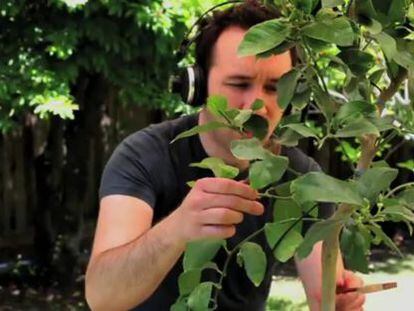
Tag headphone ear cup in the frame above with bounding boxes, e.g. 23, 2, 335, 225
169, 65, 206, 106
192, 64, 206, 106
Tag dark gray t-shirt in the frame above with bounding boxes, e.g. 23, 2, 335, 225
99, 114, 331, 311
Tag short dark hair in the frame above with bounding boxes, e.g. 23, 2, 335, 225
195, 0, 283, 76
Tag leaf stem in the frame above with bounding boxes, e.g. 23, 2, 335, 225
303, 42, 329, 94
211, 214, 319, 308
259, 193, 291, 200
212, 226, 266, 306
384, 182, 414, 199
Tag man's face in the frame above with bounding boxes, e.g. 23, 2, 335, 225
207, 26, 292, 142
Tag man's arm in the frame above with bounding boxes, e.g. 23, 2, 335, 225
295, 242, 366, 311
85, 195, 186, 311
85, 178, 263, 311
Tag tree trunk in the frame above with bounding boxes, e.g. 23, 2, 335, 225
33, 116, 64, 286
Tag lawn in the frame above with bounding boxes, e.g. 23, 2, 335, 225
267, 244, 414, 311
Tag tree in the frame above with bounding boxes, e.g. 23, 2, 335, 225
0, 0, 210, 288
171, 0, 414, 310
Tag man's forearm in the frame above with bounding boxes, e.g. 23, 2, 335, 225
85, 214, 185, 311
295, 241, 345, 310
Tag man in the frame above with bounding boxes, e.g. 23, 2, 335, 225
85, 1, 366, 310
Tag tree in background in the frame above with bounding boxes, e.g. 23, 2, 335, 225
0, 0, 223, 291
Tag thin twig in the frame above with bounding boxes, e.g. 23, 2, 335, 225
384, 139, 405, 161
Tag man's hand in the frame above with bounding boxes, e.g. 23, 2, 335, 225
335, 270, 366, 311
169, 177, 263, 243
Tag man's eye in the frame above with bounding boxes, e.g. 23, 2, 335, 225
227, 83, 249, 89
265, 85, 277, 93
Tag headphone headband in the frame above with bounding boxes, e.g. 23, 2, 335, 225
176, 0, 244, 62
170, 1, 244, 106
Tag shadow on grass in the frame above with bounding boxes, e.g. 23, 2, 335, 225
266, 297, 307, 311
368, 239, 414, 274
369, 254, 414, 274
273, 239, 414, 277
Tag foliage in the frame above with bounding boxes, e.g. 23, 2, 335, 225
0, 0, 225, 132
171, 0, 414, 310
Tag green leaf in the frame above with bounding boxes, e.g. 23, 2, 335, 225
233, 109, 253, 128
388, 0, 407, 23
297, 219, 344, 259
239, 242, 267, 286
337, 50, 376, 76
265, 222, 290, 250
294, 0, 319, 14
266, 197, 303, 249
316, 8, 341, 20
368, 224, 403, 256
292, 172, 365, 206
408, 68, 414, 109
178, 269, 202, 295
238, 19, 290, 56
335, 117, 380, 138
313, 87, 337, 121
170, 298, 187, 311
207, 95, 228, 117
382, 205, 414, 223
183, 239, 225, 271
187, 282, 214, 311
243, 114, 269, 140
364, 18, 383, 35
249, 155, 289, 190
397, 188, 414, 206
409, 3, 414, 23
190, 157, 239, 179
283, 123, 319, 139
251, 99, 264, 111
340, 226, 369, 273
230, 138, 268, 160
257, 41, 296, 58
302, 17, 355, 46
369, 116, 394, 132
187, 181, 196, 188
356, 167, 398, 202
322, 0, 344, 8
355, 0, 378, 20
171, 121, 228, 143
277, 68, 302, 109
274, 230, 303, 262
374, 32, 397, 60
277, 128, 302, 147
291, 87, 312, 109
335, 101, 376, 124
369, 69, 385, 84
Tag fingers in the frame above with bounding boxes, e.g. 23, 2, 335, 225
196, 178, 258, 200
343, 270, 364, 288
203, 192, 264, 216
336, 292, 365, 311
201, 225, 236, 239
176, 177, 264, 241
201, 208, 244, 225
336, 270, 365, 311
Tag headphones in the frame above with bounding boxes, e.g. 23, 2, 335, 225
169, 1, 243, 106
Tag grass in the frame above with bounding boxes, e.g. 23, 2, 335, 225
267, 245, 414, 311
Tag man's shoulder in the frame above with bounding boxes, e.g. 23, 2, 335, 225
123, 113, 198, 148
282, 146, 321, 173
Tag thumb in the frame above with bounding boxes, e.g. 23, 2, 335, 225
336, 270, 348, 288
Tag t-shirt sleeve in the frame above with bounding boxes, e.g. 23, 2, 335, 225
99, 135, 157, 208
